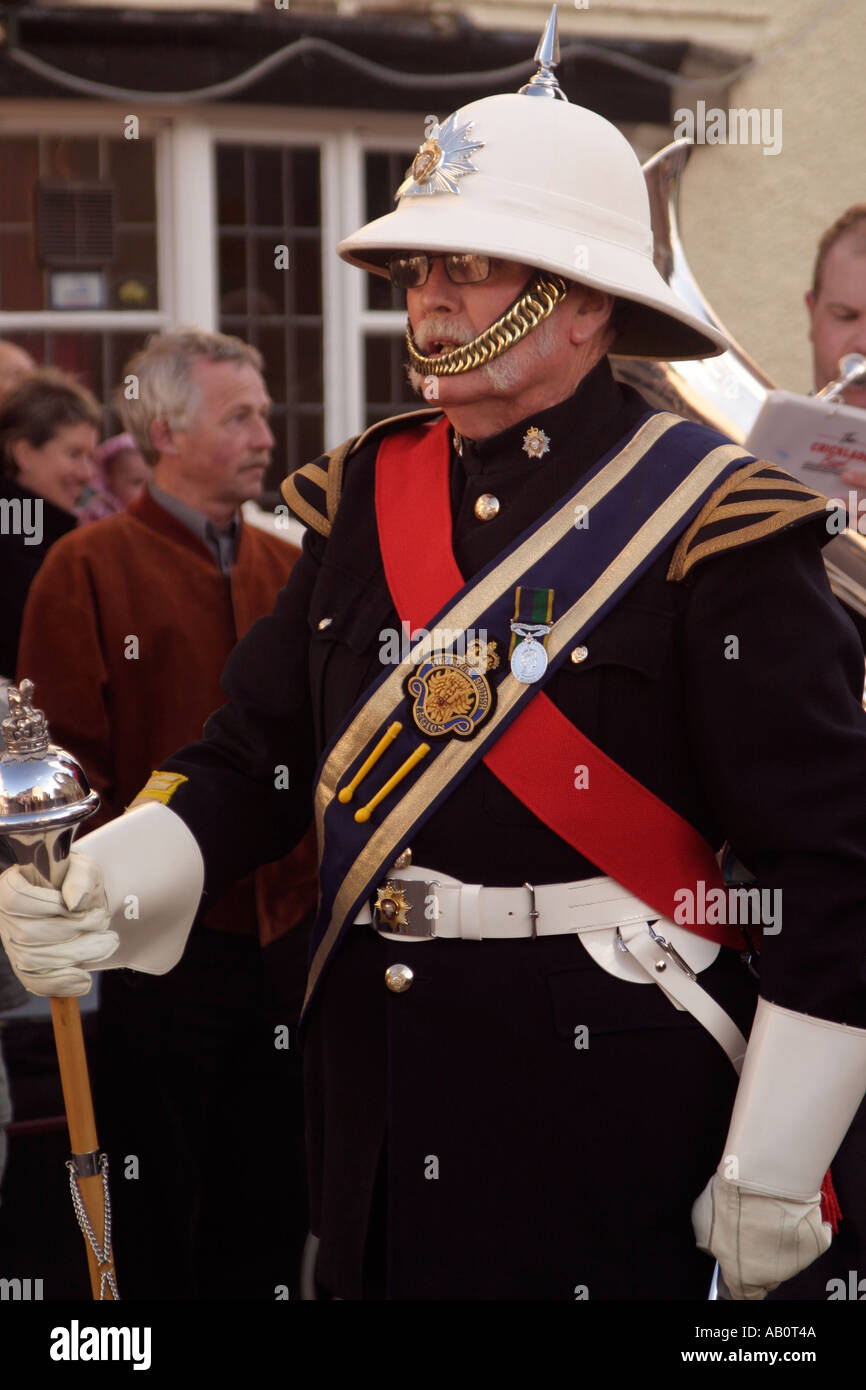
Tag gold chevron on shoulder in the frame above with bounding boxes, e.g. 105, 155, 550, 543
280, 407, 443, 537
667, 461, 830, 582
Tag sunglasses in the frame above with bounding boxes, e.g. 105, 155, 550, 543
387, 253, 494, 289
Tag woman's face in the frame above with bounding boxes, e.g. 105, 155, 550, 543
12, 421, 98, 514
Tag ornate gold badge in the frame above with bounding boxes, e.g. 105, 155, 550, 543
396, 114, 485, 199
375, 882, 411, 928
410, 138, 442, 184
465, 636, 500, 671
405, 641, 499, 740
522, 426, 551, 460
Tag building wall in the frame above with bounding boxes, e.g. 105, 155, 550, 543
46, 0, 260, 9
677, 0, 864, 395
283, 0, 864, 393
491, 0, 864, 395
8, 0, 863, 399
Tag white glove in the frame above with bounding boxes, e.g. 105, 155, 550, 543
0, 857, 118, 997
0, 801, 204, 997
692, 998, 866, 1299
693, 1173, 831, 1300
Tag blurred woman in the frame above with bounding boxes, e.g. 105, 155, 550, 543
0, 368, 100, 681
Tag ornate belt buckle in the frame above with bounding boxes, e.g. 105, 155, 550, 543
373, 878, 439, 939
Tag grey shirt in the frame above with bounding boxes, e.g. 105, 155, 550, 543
148, 483, 240, 575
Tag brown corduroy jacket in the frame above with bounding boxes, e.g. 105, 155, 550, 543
17, 487, 317, 945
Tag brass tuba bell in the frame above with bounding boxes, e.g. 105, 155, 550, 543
613, 139, 866, 622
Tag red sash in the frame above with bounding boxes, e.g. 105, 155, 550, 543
376, 420, 743, 950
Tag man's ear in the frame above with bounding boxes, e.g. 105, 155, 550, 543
567, 286, 616, 346
149, 416, 180, 458
8, 437, 32, 475
805, 289, 815, 340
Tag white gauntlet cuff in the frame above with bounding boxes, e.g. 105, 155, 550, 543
76, 800, 204, 974
693, 997, 866, 1298
725, 998, 866, 1197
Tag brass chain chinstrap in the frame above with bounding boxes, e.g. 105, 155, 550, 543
405, 273, 569, 376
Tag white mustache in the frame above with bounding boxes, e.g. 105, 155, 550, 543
407, 313, 559, 394
411, 317, 474, 352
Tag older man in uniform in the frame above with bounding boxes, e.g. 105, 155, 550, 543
2, 18, 866, 1302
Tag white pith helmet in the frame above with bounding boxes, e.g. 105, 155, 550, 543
338, 9, 727, 361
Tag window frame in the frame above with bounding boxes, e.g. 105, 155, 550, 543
0, 100, 423, 450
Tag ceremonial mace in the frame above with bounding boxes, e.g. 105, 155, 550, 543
0, 679, 118, 1299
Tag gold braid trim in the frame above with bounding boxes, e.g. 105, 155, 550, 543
667, 461, 829, 582
406, 273, 569, 376
280, 463, 332, 536
280, 409, 443, 537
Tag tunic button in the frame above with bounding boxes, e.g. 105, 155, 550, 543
318, 617, 333, 630
570, 645, 589, 664
474, 494, 500, 521
385, 964, 414, 993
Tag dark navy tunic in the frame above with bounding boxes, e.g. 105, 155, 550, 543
160, 360, 866, 1299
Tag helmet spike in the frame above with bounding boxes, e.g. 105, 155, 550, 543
518, 5, 567, 101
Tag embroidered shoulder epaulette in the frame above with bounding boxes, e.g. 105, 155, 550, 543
667, 461, 830, 582
280, 408, 442, 537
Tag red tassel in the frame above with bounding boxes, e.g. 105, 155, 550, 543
821, 1168, 842, 1233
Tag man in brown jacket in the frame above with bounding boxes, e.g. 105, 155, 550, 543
17, 329, 317, 1298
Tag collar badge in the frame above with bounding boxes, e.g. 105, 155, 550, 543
522, 426, 551, 460
396, 113, 484, 199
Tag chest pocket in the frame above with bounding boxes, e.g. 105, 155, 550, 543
560, 603, 677, 742
569, 604, 674, 679
308, 562, 399, 747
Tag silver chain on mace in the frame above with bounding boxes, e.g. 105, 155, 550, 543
405, 272, 569, 376
66, 1154, 120, 1301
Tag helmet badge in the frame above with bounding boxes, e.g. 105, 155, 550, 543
395, 6, 565, 202
396, 112, 485, 199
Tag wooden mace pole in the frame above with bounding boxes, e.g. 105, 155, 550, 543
49, 996, 119, 1300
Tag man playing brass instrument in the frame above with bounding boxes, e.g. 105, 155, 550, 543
807, 205, 866, 414
2, 17, 866, 1300
807, 205, 866, 580
800, 203, 866, 1295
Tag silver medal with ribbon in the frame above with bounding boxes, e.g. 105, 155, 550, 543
510, 622, 551, 684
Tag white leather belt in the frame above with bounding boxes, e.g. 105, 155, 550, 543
357, 866, 665, 941
357, 865, 747, 1073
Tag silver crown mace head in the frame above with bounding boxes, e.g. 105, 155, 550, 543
1, 678, 49, 756
519, 5, 568, 101
0, 678, 99, 839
